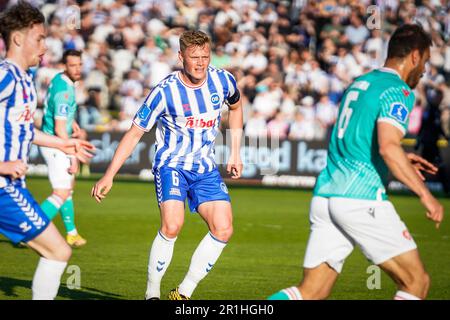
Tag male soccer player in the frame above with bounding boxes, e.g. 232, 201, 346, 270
0, 1, 94, 299
92, 30, 243, 300
40, 49, 87, 247
269, 24, 444, 300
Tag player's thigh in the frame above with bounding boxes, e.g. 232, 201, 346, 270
187, 168, 230, 214
378, 249, 428, 289
0, 185, 70, 261
159, 200, 186, 227
197, 200, 233, 234
40, 147, 73, 190
155, 167, 189, 236
329, 198, 417, 266
154, 166, 188, 208
0, 186, 50, 245
303, 196, 354, 274
27, 223, 71, 262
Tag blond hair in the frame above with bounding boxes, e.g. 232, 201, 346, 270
179, 30, 211, 52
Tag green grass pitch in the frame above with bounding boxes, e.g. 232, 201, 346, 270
1, 177, 449, 300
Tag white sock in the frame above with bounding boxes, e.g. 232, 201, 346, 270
145, 230, 177, 299
68, 228, 77, 236
282, 286, 303, 300
178, 232, 227, 298
32, 257, 67, 300
394, 290, 421, 300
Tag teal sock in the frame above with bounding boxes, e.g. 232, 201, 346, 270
60, 197, 76, 234
41, 195, 63, 220
267, 287, 303, 300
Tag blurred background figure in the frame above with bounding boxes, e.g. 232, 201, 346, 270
1, 0, 446, 181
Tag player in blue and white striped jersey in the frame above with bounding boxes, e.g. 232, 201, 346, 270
92, 30, 243, 300
0, 2, 94, 300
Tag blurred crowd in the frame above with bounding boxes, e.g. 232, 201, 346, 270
1, 0, 450, 141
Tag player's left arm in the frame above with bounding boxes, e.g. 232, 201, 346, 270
33, 128, 95, 164
378, 123, 443, 228
226, 72, 243, 179
377, 86, 437, 179
377, 86, 443, 227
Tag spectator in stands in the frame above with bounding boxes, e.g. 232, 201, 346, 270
5, 0, 445, 147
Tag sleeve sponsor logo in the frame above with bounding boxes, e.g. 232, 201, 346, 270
389, 102, 408, 123
58, 104, 69, 116
137, 104, 151, 121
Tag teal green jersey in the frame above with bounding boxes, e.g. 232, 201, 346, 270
314, 68, 415, 200
41, 72, 77, 137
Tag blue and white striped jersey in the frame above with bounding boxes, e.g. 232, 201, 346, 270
133, 66, 239, 173
0, 60, 37, 188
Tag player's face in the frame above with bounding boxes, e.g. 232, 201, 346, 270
406, 48, 430, 89
23, 23, 47, 68
180, 44, 210, 84
65, 55, 82, 82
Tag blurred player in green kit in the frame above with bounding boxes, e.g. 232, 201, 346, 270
269, 24, 444, 300
40, 49, 88, 247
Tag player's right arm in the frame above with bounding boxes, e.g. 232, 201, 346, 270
378, 123, 443, 227
91, 124, 145, 202
91, 87, 165, 203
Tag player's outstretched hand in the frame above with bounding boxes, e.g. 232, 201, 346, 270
407, 153, 438, 180
420, 193, 444, 229
60, 138, 96, 164
91, 176, 113, 203
227, 154, 243, 179
0, 160, 27, 180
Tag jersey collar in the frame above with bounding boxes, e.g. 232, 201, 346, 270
378, 67, 401, 79
176, 71, 207, 89
61, 72, 75, 86
4, 58, 28, 78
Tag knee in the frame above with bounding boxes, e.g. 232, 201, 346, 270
50, 243, 72, 262
53, 190, 71, 202
161, 223, 183, 239
210, 224, 233, 243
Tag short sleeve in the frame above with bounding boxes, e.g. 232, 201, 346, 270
53, 91, 72, 120
133, 88, 165, 132
377, 86, 415, 136
0, 69, 16, 102
224, 70, 240, 105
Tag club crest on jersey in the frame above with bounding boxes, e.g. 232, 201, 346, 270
389, 102, 408, 123
210, 93, 220, 105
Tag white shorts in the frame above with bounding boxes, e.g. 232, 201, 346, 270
40, 146, 74, 189
303, 196, 417, 273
